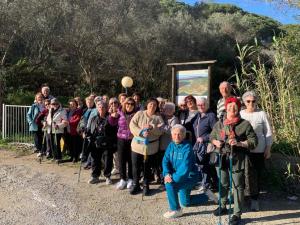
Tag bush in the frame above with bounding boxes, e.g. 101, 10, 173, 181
5, 90, 35, 105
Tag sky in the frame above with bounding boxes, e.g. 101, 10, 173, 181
182, 0, 300, 24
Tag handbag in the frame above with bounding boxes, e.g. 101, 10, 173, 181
95, 136, 108, 149
193, 142, 207, 165
209, 150, 220, 166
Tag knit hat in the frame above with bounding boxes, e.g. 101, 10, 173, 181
225, 97, 241, 111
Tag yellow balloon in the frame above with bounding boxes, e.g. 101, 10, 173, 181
121, 76, 133, 88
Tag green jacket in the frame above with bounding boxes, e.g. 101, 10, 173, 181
210, 119, 258, 172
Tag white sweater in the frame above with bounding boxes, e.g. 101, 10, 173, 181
240, 109, 273, 153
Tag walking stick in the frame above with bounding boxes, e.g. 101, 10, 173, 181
78, 137, 87, 183
142, 152, 147, 201
217, 151, 222, 225
53, 126, 60, 165
39, 129, 47, 164
228, 145, 233, 224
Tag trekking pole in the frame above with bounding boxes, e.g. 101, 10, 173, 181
39, 129, 47, 164
78, 137, 87, 183
217, 151, 222, 225
228, 145, 233, 224
53, 126, 59, 165
142, 152, 147, 201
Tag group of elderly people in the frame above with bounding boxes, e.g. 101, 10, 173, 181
27, 81, 273, 225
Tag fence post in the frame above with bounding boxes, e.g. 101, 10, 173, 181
2, 104, 5, 139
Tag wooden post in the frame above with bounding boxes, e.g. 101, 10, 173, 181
208, 65, 212, 108
171, 66, 175, 103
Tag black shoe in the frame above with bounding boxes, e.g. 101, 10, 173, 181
130, 185, 142, 195
213, 207, 228, 216
230, 215, 241, 225
143, 185, 150, 196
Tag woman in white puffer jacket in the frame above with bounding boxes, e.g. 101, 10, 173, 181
45, 98, 68, 161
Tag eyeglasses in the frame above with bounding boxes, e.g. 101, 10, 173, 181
246, 100, 256, 104
110, 101, 118, 105
126, 102, 134, 106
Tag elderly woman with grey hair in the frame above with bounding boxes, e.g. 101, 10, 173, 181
85, 100, 118, 185
240, 91, 273, 211
193, 97, 217, 193
162, 124, 208, 219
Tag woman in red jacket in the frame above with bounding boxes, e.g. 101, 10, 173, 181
67, 99, 83, 162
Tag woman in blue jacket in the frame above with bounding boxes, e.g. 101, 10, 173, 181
27, 92, 45, 153
162, 124, 207, 219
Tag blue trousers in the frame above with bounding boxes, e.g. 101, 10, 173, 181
165, 179, 208, 211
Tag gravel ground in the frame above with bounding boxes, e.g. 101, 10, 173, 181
0, 148, 299, 225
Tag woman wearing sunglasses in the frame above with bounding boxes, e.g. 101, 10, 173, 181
113, 97, 137, 190
240, 91, 273, 211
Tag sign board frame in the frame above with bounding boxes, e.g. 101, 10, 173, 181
167, 60, 217, 107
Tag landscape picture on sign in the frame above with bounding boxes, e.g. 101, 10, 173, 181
176, 69, 208, 103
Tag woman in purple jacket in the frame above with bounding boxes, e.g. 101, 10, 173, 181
114, 97, 137, 190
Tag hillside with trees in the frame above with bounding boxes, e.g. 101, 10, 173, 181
0, 0, 282, 101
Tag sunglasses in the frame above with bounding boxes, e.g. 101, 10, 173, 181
110, 101, 118, 104
126, 102, 135, 106
246, 100, 256, 103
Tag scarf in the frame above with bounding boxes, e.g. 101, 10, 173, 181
220, 116, 241, 141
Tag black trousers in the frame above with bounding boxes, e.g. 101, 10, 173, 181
245, 153, 265, 200
33, 129, 43, 151
117, 138, 133, 180
154, 150, 165, 184
47, 133, 62, 159
69, 134, 83, 161
131, 151, 155, 187
90, 144, 113, 178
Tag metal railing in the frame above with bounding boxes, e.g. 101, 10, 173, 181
2, 104, 33, 143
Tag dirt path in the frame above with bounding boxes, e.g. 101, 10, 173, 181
0, 149, 299, 225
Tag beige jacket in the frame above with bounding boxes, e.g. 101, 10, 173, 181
46, 107, 68, 134
129, 110, 164, 156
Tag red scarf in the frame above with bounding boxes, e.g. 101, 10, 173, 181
220, 116, 240, 141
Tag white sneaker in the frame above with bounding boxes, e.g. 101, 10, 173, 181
111, 168, 119, 175
126, 179, 133, 189
116, 179, 127, 190
37, 152, 42, 157
251, 200, 259, 211
205, 189, 218, 204
105, 177, 113, 185
163, 209, 183, 219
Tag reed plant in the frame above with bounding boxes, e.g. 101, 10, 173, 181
234, 37, 300, 191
